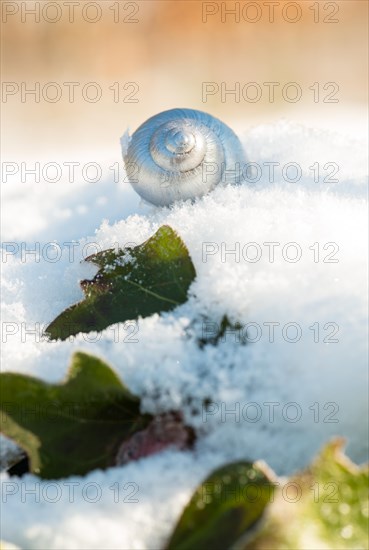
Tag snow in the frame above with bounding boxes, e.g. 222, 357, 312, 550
1, 120, 368, 549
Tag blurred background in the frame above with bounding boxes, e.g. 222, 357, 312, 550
1, 0, 368, 162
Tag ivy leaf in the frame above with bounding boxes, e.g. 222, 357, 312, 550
243, 439, 369, 550
166, 461, 275, 550
0, 352, 151, 479
46, 225, 196, 340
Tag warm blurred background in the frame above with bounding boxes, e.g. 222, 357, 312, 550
1, 0, 368, 161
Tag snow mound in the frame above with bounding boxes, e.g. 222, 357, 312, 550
1, 121, 368, 549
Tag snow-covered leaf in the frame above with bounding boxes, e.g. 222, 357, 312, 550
46, 225, 196, 340
197, 315, 245, 348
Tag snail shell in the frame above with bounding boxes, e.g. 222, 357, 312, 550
121, 108, 247, 207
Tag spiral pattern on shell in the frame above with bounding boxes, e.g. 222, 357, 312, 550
122, 108, 248, 207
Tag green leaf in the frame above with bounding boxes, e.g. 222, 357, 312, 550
46, 225, 196, 340
242, 439, 369, 550
166, 461, 275, 550
0, 352, 151, 479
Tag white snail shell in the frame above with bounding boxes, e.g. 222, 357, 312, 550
121, 108, 247, 207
